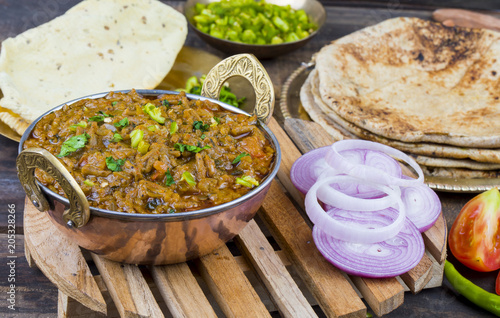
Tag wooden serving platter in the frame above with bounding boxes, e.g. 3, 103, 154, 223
23, 117, 447, 317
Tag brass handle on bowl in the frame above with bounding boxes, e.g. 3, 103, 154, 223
16, 147, 90, 228
201, 53, 275, 124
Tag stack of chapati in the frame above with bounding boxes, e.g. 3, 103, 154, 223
0, 0, 187, 136
300, 17, 500, 179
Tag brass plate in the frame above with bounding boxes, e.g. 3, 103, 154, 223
0, 46, 222, 143
280, 64, 500, 193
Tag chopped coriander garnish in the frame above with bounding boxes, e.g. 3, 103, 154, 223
114, 117, 129, 128
193, 120, 210, 132
106, 156, 125, 172
111, 133, 123, 142
88, 111, 112, 122
142, 103, 165, 124
213, 116, 221, 124
174, 143, 211, 153
112, 101, 118, 106
201, 134, 206, 139
57, 133, 90, 157
168, 208, 176, 214
88, 115, 105, 122
232, 152, 249, 164
165, 169, 175, 186
162, 100, 170, 107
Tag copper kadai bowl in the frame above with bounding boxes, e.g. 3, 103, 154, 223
16, 54, 281, 265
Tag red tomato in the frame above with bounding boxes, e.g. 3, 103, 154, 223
449, 188, 500, 272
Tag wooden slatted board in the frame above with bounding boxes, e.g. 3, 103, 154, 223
23, 117, 447, 318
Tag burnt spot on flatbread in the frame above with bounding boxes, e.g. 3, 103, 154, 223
412, 20, 484, 68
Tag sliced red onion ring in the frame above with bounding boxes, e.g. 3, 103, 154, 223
401, 182, 441, 232
312, 208, 424, 278
305, 175, 405, 244
290, 146, 332, 194
316, 177, 400, 212
291, 146, 402, 198
325, 140, 424, 187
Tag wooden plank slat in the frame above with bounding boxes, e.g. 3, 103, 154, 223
349, 276, 404, 317
91, 254, 164, 318
260, 181, 366, 318
268, 117, 306, 210
196, 244, 271, 318
422, 213, 447, 264
284, 118, 337, 151
23, 198, 106, 315
400, 250, 434, 294
150, 263, 217, 318
234, 219, 318, 318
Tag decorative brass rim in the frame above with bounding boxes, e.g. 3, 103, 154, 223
16, 148, 90, 228
201, 54, 275, 124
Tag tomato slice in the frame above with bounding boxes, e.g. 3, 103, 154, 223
448, 188, 500, 272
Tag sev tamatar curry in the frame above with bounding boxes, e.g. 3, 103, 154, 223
23, 90, 276, 214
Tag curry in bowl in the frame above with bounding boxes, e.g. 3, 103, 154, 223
23, 89, 276, 214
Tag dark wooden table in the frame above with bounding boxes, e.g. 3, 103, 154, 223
0, 1, 498, 317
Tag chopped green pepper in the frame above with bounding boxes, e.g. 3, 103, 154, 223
148, 125, 159, 132
236, 175, 259, 188
130, 129, 144, 148
69, 121, 87, 131
142, 103, 165, 124
180, 171, 196, 186
191, 0, 317, 45
137, 140, 150, 154
170, 121, 178, 134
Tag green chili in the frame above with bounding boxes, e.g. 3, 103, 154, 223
444, 260, 500, 316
